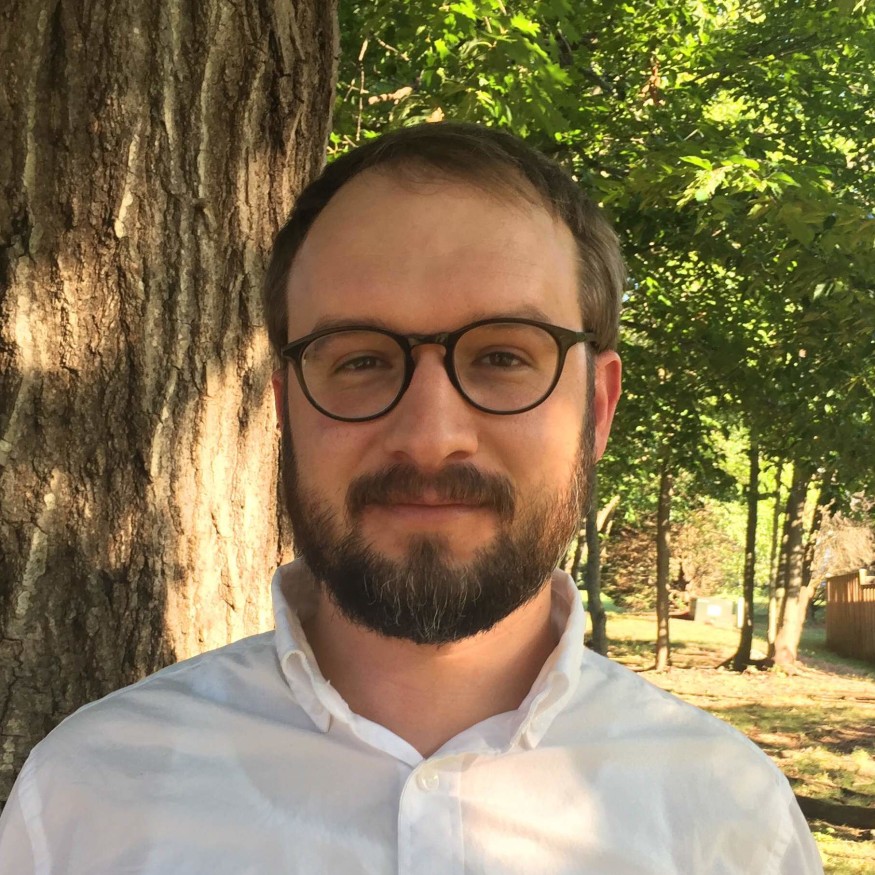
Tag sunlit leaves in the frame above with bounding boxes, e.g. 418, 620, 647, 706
335, 0, 875, 512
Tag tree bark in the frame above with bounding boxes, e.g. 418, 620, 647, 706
597, 494, 620, 536
772, 463, 811, 666
654, 455, 673, 671
801, 480, 829, 592
768, 464, 799, 659
732, 437, 759, 671
794, 480, 829, 626
766, 457, 784, 652
0, 0, 338, 805
584, 472, 607, 655
566, 531, 584, 579
768, 458, 785, 585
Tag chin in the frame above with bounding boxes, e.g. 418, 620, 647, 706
365, 531, 486, 568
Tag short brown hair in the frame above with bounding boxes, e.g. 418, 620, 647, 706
263, 122, 624, 354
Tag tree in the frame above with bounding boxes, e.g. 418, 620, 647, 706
654, 455, 673, 671
771, 463, 813, 665
583, 474, 608, 655
564, 480, 616, 654
0, 0, 338, 805
731, 439, 759, 671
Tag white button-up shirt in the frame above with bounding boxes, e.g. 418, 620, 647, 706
0, 562, 823, 874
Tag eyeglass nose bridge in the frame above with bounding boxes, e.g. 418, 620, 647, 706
399, 331, 465, 398
406, 331, 453, 350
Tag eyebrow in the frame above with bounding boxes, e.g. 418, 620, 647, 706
307, 305, 556, 335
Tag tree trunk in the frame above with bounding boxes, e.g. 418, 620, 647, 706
732, 437, 759, 671
793, 480, 829, 630
768, 538, 788, 659
766, 458, 784, 652
584, 472, 607, 655
768, 465, 799, 659
566, 531, 584, 579
568, 491, 619, 586
0, 0, 338, 805
768, 458, 785, 585
597, 494, 620, 536
654, 456, 673, 671
801, 480, 829, 592
772, 464, 811, 666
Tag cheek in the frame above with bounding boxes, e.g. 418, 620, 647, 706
501, 397, 584, 491
542, 363, 587, 445
287, 398, 375, 500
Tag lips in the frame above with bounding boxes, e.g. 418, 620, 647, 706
346, 463, 515, 521
367, 501, 486, 525
379, 491, 481, 508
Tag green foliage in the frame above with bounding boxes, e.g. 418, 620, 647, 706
335, 0, 875, 556
334, 1, 578, 145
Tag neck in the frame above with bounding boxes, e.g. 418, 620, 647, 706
303, 581, 558, 758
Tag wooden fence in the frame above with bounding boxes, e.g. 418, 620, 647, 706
826, 569, 875, 663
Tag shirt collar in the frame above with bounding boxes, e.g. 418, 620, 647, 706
516, 570, 585, 749
271, 560, 585, 758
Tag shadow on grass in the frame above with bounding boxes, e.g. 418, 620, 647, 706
705, 702, 874, 757
606, 635, 734, 671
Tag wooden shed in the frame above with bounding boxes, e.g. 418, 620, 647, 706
826, 568, 875, 663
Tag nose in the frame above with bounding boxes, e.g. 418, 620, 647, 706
381, 346, 479, 470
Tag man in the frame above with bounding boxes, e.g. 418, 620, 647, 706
0, 123, 822, 873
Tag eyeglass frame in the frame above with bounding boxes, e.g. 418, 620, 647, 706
279, 316, 597, 423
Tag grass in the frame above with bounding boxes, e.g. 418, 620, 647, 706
590, 608, 875, 875
799, 624, 875, 679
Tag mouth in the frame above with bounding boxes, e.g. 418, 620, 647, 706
365, 497, 489, 523
384, 501, 481, 510
346, 464, 516, 522
376, 489, 483, 509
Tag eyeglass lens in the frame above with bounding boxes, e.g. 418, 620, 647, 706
300, 323, 560, 419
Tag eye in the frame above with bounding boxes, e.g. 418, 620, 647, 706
477, 350, 531, 368
335, 354, 392, 373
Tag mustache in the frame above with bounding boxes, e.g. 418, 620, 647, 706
347, 463, 515, 521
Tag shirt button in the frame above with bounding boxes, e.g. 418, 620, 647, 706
416, 769, 440, 792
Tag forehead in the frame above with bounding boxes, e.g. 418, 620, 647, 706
285, 170, 581, 338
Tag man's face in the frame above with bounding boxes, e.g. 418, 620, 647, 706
273, 170, 621, 644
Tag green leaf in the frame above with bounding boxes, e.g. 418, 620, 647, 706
508, 14, 540, 37
447, 1, 478, 22
680, 155, 714, 171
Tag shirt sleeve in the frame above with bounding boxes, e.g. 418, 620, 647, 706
0, 759, 42, 875
772, 793, 825, 875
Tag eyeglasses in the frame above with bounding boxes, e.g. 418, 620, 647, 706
280, 317, 596, 422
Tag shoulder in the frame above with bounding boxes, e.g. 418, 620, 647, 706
84, 630, 280, 706
547, 651, 820, 872
29, 631, 295, 764
559, 650, 795, 809
4, 633, 322, 873
574, 648, 771, 757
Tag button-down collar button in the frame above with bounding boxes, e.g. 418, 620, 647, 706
416, 769, 440, 792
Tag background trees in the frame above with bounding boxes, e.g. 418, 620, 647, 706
0, 0, 337, 805
336, 0, 875, 665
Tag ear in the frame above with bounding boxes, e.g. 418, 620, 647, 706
592, 351, 622, 461
270, 368, 286, 428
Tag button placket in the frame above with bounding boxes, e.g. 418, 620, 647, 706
398, 761, 464, 875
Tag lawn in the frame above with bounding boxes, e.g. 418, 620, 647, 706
593, 608, 875, 875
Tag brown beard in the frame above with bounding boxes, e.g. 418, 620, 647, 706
279, 371, 594, 645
